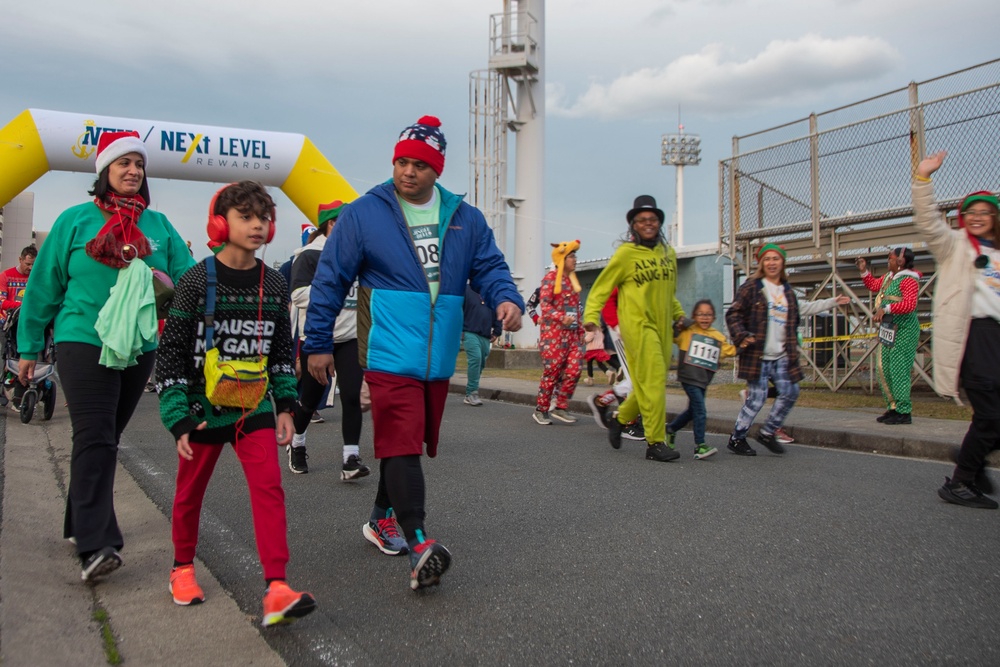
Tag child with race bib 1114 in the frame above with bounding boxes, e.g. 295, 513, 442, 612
667, 299, 738, 459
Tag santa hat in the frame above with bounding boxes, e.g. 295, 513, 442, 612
392, 116, 446, 176
95, 130, 148, 175
550, 240, 581, 294
317, 200, 345, 225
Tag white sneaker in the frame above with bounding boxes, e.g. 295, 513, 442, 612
464, 391, 483, 406
549, 409, 577, 424
532, 410, 552, 425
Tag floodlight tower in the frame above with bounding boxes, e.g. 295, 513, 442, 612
661, 125, 701, 248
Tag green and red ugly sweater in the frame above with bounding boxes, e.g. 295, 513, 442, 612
156, 258, 297, 444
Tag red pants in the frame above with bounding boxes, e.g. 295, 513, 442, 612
172, 428, 288, 581
366, 370, 450, 458
536, 329, 583, 411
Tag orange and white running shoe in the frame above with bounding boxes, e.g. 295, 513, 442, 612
169, 564, 205, 606
262, 581, 316, 627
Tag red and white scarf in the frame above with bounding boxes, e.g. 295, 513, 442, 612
86, 193, 152, 269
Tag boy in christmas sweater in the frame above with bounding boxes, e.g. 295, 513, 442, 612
156, 181, 316, 626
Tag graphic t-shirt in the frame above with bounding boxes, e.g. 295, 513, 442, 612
972, 245, 1000, 322
399, 189, 441, 304
763, 280, 788, 360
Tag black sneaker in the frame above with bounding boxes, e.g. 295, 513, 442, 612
646, 442, 680, 462
947, 447, 995, 496
605, 411, 623, 450
287, 445, 309, 474
755, 431, 786, 454
341, 454, 370, 481
876, 409, 896, 423
883, 412, 912, 425
81, 546, 123, 582
727, 437, 757, 456
937, 477, 999, 509
621, 419, 646, 441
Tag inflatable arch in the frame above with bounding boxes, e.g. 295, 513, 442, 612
0, 109, 358, 233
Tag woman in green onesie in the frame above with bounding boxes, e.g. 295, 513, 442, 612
855, 248, 921, 425
583, 195, 685, 463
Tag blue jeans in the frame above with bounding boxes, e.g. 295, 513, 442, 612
732, 357, 800, 440
463, 331, 492, 394
668, 383, 707, 444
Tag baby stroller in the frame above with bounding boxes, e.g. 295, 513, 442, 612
2, 307, 57, 423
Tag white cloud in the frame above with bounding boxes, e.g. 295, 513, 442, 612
547, 34, 902, 120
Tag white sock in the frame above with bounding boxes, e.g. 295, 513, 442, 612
343, 444, 359, 463
291, 433, 306, 448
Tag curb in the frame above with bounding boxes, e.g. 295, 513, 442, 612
448, 381, 990, 467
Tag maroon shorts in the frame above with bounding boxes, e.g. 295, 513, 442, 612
366, 370, 450, 458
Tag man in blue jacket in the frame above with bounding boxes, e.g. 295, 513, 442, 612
305, 115, 523, 591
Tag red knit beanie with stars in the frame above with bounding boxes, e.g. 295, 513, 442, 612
392, 116, 447, 176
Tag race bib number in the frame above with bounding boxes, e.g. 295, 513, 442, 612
344, 282, 358, 311
685, 334, 721, 371
409, 224, 440, 284
879, 322, 896, 348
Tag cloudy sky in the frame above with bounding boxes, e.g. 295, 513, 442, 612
2, 0, 998, 266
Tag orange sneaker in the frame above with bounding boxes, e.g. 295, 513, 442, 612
262, 581, 316, 627
169, 564, 205, 606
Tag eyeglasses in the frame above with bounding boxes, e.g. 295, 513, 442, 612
964, 209, 996, 219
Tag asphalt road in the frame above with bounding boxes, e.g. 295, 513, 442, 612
119, 393, 1000, 666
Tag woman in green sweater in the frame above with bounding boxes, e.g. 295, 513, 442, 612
17, 131, 194, 582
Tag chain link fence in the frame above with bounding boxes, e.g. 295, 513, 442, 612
720, 59, 1000, 253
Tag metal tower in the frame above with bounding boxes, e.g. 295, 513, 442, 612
470, 0, 544, 347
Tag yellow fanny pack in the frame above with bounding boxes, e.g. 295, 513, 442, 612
202, 256, 269, 408
203, 347, 269, 408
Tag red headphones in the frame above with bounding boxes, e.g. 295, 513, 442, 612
207, 183, 277, 244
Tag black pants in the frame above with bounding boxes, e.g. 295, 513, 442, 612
587, 359, 609, 377
293, 338, 363, 445
953, 319, 1000, 485
374, 455, 425, 541
57, 342, 155, 557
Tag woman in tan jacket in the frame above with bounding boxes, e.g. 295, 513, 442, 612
913, 151, 1000, 510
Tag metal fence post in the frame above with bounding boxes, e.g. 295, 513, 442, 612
809, 113, 820, 248
908, 81, 925, 171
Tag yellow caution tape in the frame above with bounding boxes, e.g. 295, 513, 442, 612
802, 321, 932, 344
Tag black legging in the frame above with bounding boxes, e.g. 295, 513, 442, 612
294, 338, 363, 445
374, 455, 425, 541
587, 359, 609, 377
57, 342, 155, 558
953, 319, 1000, 485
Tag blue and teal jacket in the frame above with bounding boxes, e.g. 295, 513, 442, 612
303, 181, 523, 381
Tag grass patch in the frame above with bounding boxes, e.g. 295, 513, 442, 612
92, 607, 122, 666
